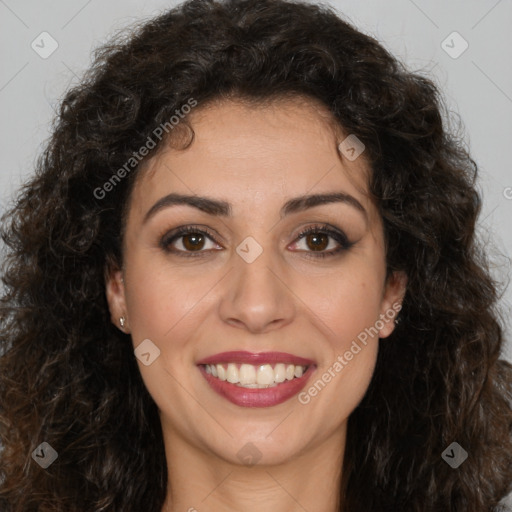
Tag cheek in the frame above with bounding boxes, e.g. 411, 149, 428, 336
298, 275, 382, 422
123, 251, 203, 343
309, 270, 384, 346
123, 267, 207, 421
299, 269, 383, 402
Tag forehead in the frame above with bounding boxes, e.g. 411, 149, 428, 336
129, 97, 375, 222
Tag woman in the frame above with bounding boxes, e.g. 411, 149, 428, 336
1, 0, 511, 510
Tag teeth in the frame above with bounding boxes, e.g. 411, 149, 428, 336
256, 364, 274, 385
217, 365, 227, 381
204, 363, 308, 388
239, 364, 256, 385
274, 363, 286, 383
226, 363, 239, 383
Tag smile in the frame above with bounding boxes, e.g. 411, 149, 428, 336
196, 351, 316, 407
203, 362, 308, 388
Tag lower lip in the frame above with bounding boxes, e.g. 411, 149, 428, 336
198, 365, 315, 408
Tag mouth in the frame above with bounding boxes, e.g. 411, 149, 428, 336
196, 351, 316, 407
201, 362, 309, 388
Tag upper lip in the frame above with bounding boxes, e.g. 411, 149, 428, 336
196, 351, 315, 366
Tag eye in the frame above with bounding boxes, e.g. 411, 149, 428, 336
160, 225, 221, 257
160, 223, 353, 259
290, 224, 353, 259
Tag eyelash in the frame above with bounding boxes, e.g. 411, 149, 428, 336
160, 224, 354, 259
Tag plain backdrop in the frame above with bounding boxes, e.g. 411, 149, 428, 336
0, 1, 511, 508
0, 0, 511, 367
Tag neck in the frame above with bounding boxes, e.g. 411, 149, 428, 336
160, 425, 346, 512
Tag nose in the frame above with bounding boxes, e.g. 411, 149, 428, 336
218, 241, 296, 334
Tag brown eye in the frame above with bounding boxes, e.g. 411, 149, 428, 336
292, 224, 354, 259
181, 233, 206, 251
304, 232, 329, 252
160, 226, 221, 257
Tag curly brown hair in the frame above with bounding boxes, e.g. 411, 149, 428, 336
1, 0, 511, 510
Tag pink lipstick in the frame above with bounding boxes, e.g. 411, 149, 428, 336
197, 351, 316, 408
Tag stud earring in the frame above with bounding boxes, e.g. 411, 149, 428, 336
120, 317, 126, 329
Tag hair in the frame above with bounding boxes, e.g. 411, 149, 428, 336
1, 0, 511, 510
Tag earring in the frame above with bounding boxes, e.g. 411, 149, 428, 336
120, 317, 126, 329
395, 315, 401, 325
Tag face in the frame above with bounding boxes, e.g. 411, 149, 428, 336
106, 97, 406, 467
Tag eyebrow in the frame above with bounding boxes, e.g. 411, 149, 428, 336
143, 191, 367, 224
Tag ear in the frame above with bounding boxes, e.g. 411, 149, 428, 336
378, 270, 407, 339
105, 266, 130, 333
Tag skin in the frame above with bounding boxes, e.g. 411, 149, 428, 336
106, 97, 407, 512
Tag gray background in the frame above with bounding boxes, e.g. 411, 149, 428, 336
0, 0, 511, 365
0, 1, 511, 507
